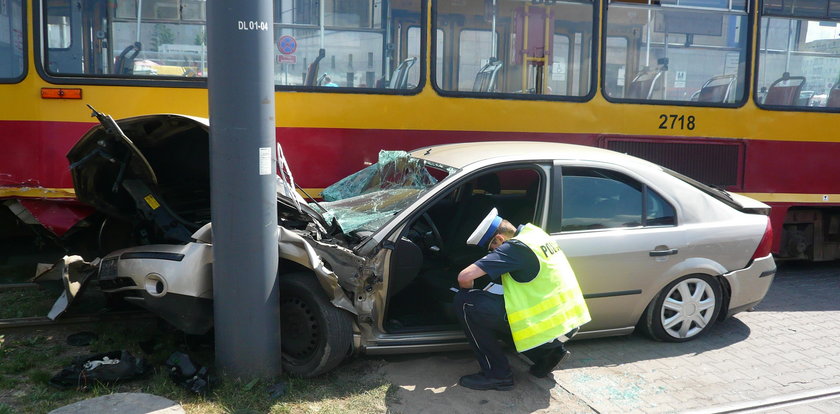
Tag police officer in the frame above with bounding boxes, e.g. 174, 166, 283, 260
454, 208, 591, 391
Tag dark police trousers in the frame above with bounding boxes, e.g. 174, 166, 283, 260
453, 289, 565, 379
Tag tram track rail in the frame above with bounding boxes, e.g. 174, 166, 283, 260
0, 310, 156, 330
1, 279, 157, 330
0, 282, 40, 291
685, 386, 840, 414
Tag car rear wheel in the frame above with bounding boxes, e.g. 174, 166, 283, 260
641, 274, 722, 342
279, 272, 353, 377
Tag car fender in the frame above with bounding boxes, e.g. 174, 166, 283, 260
277, 227, 358, 315
653, 257, 728, 298
658, 257, 727, 286
626, 257, 728, 324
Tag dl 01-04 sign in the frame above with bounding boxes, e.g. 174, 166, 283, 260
237, 20, 270, 31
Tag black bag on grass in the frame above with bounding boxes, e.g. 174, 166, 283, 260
49, 350, 149, 390
165, 351, 215, 395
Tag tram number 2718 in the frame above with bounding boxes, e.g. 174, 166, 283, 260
658, 114, 695, 130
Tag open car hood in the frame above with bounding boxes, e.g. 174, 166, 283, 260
67, 113, 327, 242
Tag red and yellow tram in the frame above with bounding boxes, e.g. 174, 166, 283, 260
1, 0, 839, 259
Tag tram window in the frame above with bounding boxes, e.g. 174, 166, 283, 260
551, 35, 571, 95
763, 0, 840, 19
46, 3, 71, 49
756, 13, 840, 110
604, 0, 748, 105
324, 1, 376, 27
274, 28, 384, 88
660, 0, 747, 9
408, 27, 442, 89
274, 0, 419, 90
605, 37, 629, 98
276, 0, 318, 25
434, 0, 595, 98
457, 30, 498, 91
42, 0, 208, 77
111, 0, 204, 20
0, 0, 24, 81
37, 0, 422, 93
181, 1, 206, 21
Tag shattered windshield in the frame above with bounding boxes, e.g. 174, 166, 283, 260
316, 151, 455, 233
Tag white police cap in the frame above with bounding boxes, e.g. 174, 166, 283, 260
466, 208, 502, 249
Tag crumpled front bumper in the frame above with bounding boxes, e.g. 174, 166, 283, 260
99, 242, 214, 334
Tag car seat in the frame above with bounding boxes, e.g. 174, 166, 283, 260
473, 58, 503, 92
696, 74, 736, 103
764, 73, 806, 105
389, 57, 417, 89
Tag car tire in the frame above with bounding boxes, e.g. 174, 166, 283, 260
279, 271, 353, 377
641, 274, 722, 342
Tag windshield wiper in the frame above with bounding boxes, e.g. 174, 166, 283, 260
296, 183, 328, 213
295, 183, 344, 235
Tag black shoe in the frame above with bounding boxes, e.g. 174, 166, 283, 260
529, 348, 570, 378
459, 372, 514, 391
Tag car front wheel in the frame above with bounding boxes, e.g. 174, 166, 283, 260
279, 271, 353, 377
641, 274, 722, 342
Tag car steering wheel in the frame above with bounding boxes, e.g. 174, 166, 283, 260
421, 212, 444, 253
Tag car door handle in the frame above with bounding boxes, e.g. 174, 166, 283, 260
649, 248, 678, 257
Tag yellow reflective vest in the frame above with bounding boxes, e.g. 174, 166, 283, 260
502, 224, 591, 352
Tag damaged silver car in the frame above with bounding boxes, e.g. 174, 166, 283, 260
65, 114, 776, 378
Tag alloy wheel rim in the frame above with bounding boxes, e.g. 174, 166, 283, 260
660, 278, 716, 339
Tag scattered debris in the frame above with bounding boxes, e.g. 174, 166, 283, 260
32, 255, 100, 320
49, 350, 150, 390
165, 351, 216, 395
267, 381, 287, 399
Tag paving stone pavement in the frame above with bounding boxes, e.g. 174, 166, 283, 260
547, 261, 840, 413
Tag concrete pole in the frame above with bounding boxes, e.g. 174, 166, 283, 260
206, 0, 281, 377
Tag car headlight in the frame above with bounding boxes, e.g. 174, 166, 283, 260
99, 257, 119, 279
144, 273, 168, 297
